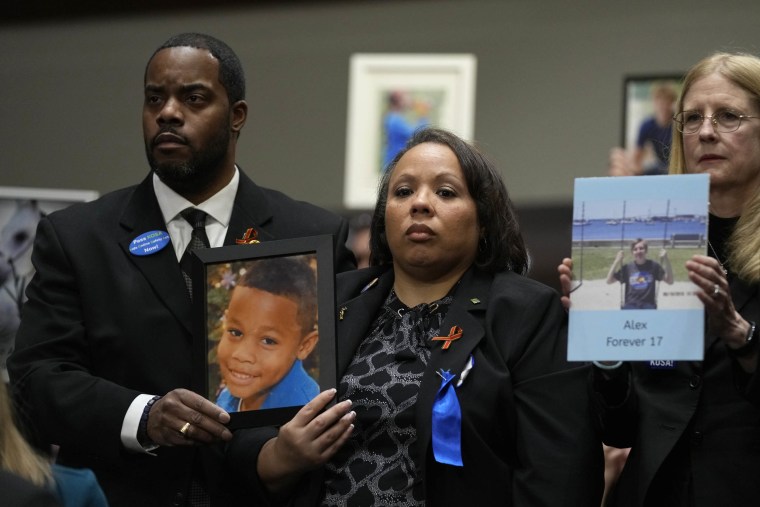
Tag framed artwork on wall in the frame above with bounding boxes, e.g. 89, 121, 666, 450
621, 74, 684, 175
343, 53, 477, 209
0, 186, 99, 381
191, 235, 336, 429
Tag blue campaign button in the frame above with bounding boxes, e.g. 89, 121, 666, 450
129, 230, 171, 256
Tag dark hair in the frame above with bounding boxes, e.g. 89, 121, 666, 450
147, 33, 245, 104
369, 126, 528, 275
237, 256, 317, 334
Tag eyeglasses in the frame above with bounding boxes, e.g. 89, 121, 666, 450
673, 109, 758, 134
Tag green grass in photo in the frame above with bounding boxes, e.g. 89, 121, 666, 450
571, 245, 702, 282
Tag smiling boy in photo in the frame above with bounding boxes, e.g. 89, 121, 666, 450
215, 256, 319, 412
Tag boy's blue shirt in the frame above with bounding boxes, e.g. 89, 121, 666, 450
216, 359, 319, 412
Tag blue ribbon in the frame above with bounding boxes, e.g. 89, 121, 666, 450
432, 369, 463, 467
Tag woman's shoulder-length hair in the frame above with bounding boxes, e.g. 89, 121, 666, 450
369, 126, 528, 275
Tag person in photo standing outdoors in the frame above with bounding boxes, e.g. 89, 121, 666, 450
607, 238, 674, 310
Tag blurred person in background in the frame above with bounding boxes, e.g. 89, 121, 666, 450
609, 82, 678, 177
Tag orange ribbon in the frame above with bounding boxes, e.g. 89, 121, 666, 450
236, 228, 260, 244
432, 325, 463, 350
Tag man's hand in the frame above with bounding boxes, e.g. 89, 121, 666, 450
146, 388, 232, 446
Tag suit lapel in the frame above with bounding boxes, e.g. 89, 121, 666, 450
335, 267, 494, 477
117, 175, 194, 336
415, 269, 491, 477
223, 169, 277, 245
115, 170, 284, 339
336, 270, 394, 374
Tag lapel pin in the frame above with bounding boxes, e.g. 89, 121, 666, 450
470, 298, 481, 305
236, 228, 260, 244
432, 325, 463, 350
339, 306, 347, 321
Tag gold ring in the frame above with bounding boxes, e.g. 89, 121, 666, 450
179, 422, 191, 437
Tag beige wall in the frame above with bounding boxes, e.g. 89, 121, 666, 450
2, 0, 760, 212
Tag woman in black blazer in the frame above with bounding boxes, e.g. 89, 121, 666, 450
229, 127, 603, 506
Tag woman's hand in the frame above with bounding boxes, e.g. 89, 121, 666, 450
257, 389, 355, 493
557, 257, 574, 311
686, 255, 750, 347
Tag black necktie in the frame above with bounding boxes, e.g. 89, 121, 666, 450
179, 208, 210, 299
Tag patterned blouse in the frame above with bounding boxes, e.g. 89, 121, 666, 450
321, 290, 453, 506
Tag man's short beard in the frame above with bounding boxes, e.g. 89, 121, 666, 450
147, 129, 230, 196
151, 159, 213, 196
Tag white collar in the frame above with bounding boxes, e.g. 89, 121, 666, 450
152, 167, 239, 228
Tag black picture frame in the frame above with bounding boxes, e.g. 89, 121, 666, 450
191, 235, 336, 429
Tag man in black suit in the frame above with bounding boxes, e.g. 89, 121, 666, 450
8, 33, 354, 507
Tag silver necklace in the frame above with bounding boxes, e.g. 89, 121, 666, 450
707, 240, 729, 276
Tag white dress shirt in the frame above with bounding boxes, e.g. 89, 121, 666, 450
120, 168, 240, 453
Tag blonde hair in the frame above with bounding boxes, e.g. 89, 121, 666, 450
0, 381, 52, 487
669, 52, 760, 283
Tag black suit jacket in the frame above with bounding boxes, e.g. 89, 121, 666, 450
229, 266, 603, 506
598, 276, 760, 506
8, 170, 354, 507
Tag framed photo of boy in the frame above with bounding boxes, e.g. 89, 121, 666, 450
190, 235, 337, 429
621, 74, 683, 175
343, 53, 477, 209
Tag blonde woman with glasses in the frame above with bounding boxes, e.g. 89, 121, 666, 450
560, 52, 760, 507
